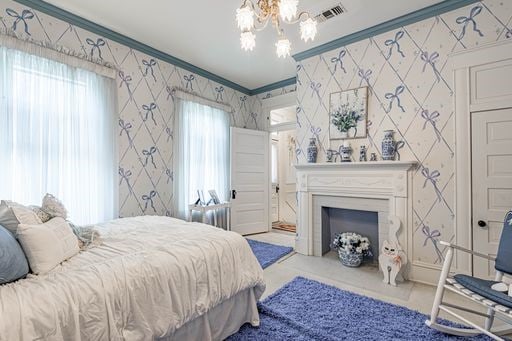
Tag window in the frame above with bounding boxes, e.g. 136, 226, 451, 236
0, 46, 116, 225
174, 98, 230, 219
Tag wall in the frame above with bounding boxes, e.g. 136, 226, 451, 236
0, 0, 283, 218
295, 0, 512, 267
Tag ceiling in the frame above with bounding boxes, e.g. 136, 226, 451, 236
42, 0, 444, 90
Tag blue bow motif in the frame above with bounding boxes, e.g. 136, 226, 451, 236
263, 93, 272, 99
385, 31, 405, 59
296, 106, 302, 128
310, 126, 321, 143
240, 96, 247, 111
421, 110, 442, 142
422, 167, 443, 203
310, 81, 322, 100
422, 225, 444, 263
119, 71, 133, 99
421, 51, 441, 82
456, 5, 484, 40
385, 85, 405, 113
118, 167, 133, 194
166, 169, 173, 184
358, 68, 372, 87
215, 86, 224, 101
118, 119, 133, 147
506, 28, 512, 39
142, 59, 157, 82
6, 8, 34, 35
250, 112, 258, 129
166, 127, 173, 142
85, 38, 106, 59
184, 74, 195, 91
166, 85, 173, 101
142, 147, 157, 168
330, 50, 347, 73
142, 103, 157, 125
142, 190, 157, 213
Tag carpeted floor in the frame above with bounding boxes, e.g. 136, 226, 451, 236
247, 239, 294, 269
229, 276, 492, 340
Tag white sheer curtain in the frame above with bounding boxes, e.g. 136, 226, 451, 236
174, 98, 230, 220
0, 45, 117, 225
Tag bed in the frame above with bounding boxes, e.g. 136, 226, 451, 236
0, 216, 265, 340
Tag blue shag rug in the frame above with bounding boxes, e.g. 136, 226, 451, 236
247, 239, 294, 269
229, 276, 492, 340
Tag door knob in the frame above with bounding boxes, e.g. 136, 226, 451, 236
477, 220, 487, 228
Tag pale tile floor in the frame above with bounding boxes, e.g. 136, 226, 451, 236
248, 231, 492, 327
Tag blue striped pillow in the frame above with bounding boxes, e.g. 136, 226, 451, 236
0, 225, 29, 284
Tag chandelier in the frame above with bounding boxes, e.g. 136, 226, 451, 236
236, 0, 318, 58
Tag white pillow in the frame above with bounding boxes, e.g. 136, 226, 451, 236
17, 217, 79, 275
0, 200, 43, 235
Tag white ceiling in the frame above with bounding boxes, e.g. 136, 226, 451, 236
43, 0, 443, 90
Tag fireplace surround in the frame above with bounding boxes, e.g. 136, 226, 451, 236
295, 161, 419, 279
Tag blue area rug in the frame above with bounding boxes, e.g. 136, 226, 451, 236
229, 276, 492, 340
247, 239, 293, 269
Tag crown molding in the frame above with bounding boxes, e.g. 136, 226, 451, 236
250, 77, 296, 95
292, 0, 479, 62
11, 0, 479, 96
13, 0, 253, 95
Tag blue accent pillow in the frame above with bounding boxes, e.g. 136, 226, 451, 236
0, 225, 29, 284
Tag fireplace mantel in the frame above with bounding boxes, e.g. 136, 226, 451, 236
295, 161, 417, 172
294, 160, 422, 281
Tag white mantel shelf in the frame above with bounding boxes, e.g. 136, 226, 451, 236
295, 161, 417, 171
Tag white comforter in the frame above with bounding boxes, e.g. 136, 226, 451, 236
0, 216, 265, 340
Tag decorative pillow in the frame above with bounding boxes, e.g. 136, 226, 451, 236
0, 225, 29, 284
28, 205, 52, 223
0, 200, 43, 235
69, 222, 103, 250
17, 217, 79, 275
41, 194, 68, 220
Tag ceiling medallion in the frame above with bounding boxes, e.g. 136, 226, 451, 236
236, 0, 317, 58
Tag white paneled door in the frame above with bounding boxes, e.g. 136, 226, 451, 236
472, 107, 512, 278
230, 128, 270, 235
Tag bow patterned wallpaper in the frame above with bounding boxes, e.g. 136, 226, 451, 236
295, 0, 512, 266
0, 0, 294, 218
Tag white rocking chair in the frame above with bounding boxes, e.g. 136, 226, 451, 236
426, 211, 512, 340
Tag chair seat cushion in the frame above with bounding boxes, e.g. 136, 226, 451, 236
454, 274, 512, 309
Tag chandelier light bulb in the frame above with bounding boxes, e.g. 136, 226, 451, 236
300, 18, 317, 42
275, 38, 291, 58
236, 5, 254, 31
240, 31, 256, 51
279, 0, 298, 21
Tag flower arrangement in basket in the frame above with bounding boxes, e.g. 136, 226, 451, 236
332, 232, 372, 267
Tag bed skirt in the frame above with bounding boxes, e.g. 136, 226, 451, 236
160, 287, 260, 341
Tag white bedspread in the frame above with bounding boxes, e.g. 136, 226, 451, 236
0, 216, 265, 340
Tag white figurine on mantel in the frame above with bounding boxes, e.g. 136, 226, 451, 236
379, 215, 407, 286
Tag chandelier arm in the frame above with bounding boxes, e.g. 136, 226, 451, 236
281, 11, 312, 25
253, 16, 271, 32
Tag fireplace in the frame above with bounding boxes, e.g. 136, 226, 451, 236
295, 161, 419, 279
321, 207, 379, 262
314, 195, 389, 264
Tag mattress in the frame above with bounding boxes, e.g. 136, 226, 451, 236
0, 216, 265, 340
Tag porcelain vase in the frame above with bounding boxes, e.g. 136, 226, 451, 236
307, 138, 318, 163
381, 130, 404, 161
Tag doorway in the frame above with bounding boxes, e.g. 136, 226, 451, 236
270, 106, 297, 233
